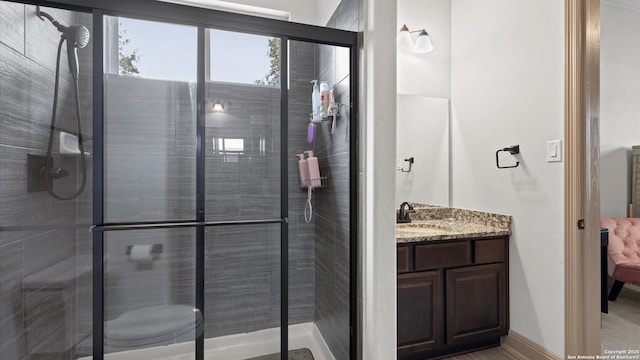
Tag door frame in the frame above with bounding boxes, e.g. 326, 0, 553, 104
564, 0, 601, 357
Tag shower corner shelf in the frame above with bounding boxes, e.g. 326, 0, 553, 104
310, 116, 332, 123
309, 103, 342, 123
301, 177, 328, 189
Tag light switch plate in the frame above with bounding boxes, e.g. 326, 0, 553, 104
547, 140, 562, 162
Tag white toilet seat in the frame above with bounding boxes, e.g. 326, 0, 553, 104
105, 304, 196, 349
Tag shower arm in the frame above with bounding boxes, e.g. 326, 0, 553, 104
36, 6, 61, 28
36, 5, 65, 33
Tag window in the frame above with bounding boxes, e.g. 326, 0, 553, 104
105, 16, 197, 81
213, 138, 244, 163
209, 29, 280, 86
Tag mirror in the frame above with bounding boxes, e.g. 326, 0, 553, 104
395, 94, 450, 207
599, 1, 640, 219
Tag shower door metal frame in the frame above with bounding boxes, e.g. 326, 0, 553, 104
9, 1, 359, 360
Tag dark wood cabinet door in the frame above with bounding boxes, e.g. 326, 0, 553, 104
445, 263, 507, 346
397, 271, 443, 356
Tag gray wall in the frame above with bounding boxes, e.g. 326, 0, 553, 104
313, 1, 360, 359
312, 45, 352, 360
0, 3, 92, 359
287, 40, 318, 327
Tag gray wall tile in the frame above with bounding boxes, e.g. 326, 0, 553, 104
311, 2, 358, 357
0, 4, 92, 358
205, 271, 271, 337
0, 241, 23, 349
0, 2, 24, 54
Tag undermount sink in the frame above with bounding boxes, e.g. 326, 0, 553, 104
396, 224, 450, 235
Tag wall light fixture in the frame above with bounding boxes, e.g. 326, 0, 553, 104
212, 101, 225, 112
397, 24, 434, 54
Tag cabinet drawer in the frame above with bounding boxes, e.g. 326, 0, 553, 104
398, 246, 410, 273
415, 242, 471, 270
475, 238, 506, 264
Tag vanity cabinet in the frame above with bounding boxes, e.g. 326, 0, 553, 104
397, 237, 509, 359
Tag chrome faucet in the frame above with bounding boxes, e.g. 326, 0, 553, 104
397, 202, 416, 223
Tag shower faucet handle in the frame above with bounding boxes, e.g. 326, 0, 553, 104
39, 166, 69, 179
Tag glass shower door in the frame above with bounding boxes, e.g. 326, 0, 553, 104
95, 8, 357, 359
204, 29, 284, 359
101, 15, 199, 358
98, 18, 286, 360
287, 39, 353, 360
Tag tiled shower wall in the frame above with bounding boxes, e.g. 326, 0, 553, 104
287, 40, 318, 328
312, 46, 352, 360
0, 3, 92, 360
313, 0, 361, 359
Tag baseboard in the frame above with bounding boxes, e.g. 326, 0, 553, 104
501, 330, 562, 360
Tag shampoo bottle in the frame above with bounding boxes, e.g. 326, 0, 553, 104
297, 153, 310, 187
311, 80, 321, 120
304, 150, 320, 188
320, 81, 329, 117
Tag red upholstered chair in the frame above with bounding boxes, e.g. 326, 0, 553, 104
600, 217, 640, 301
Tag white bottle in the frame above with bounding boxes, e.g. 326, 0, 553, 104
311, 80, 321, 120
320, 81, 330, 117
297, 153, 310, 187
304, 150, 321, 188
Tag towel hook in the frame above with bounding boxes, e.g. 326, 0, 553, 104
402, 157, 414, 172
496, 145, 520, 169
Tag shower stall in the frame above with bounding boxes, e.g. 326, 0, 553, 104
0, 1, 358, 359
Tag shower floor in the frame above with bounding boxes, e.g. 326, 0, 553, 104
247, 348, 315, 360
79, 323, 334, 360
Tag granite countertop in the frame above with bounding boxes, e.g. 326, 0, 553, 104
396, 204, 512, 243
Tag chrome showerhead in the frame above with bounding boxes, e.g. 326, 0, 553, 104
64, 24, 90, 49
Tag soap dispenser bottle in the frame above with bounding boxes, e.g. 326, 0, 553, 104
297, 153, 310, 187
304, 150, 320, 188
311, 80, 321, 120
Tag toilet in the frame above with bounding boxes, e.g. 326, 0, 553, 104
23, 253, 199, 357
94, 241, 199, 353
76, 303, 199, 356
104, 304, 198, 352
